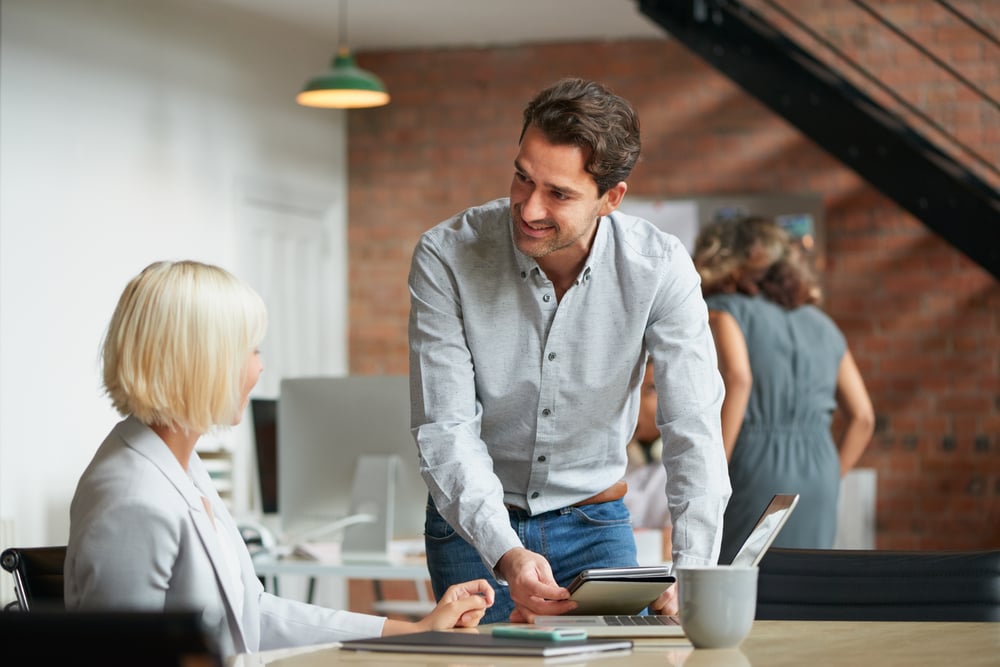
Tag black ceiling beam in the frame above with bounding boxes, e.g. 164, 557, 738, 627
639, 0, 1000, 280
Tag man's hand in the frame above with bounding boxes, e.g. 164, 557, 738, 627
496, 547, 576, 622
649, 581, 679, 616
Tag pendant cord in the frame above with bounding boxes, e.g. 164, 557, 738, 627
339, 0, 348, 48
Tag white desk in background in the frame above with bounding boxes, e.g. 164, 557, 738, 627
252, 541, 432, 615
253, 551, 429, 581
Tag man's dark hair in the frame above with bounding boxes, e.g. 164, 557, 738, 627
520, 78, 641, 196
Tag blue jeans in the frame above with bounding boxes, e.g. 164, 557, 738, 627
424, 495, 638, 623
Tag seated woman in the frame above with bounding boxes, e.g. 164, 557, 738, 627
65, 260, 493, 658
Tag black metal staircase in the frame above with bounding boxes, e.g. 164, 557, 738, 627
638, 0, 1000, 280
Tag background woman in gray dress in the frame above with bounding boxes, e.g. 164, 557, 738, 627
693, 217, 875, 564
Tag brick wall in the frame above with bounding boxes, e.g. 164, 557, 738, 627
346, 13, 999, 550
752, 0, 1000, 185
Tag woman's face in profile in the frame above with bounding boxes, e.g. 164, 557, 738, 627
235, 349, 263, 424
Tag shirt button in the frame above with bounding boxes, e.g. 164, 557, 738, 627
542, 408, 551, 416
542, 294, 551, 302
537, 455, 546, 462
531, 492, 540, 499
547, 352, 556, 361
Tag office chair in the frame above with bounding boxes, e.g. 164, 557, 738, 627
1, 545, 67, 611
756, 547, 1000, 621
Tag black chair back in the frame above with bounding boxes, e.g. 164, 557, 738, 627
756, 547, 1000, 621
1, 545, 67, 611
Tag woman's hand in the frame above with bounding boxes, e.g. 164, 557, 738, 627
382, 579, 494, 636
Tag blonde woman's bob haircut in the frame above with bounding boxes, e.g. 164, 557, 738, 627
102, 260, 268, 434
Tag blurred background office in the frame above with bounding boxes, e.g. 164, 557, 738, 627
2, 0, 997, 611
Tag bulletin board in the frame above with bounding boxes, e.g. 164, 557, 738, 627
619, 194, 826, 270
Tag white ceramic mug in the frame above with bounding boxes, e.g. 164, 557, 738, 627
676, 565, 758, 649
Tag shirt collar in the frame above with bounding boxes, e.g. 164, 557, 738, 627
510, 210, 609, 285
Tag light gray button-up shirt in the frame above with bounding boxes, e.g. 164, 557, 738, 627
408, 197, 731, 571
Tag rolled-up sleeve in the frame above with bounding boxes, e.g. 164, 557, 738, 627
646, 249, 731, 566
408, 230, 523, 570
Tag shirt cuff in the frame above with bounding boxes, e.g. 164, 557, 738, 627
671, 553, 718, 569
482, 533, 525, 584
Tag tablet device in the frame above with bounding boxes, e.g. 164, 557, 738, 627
566, 566, 675, 615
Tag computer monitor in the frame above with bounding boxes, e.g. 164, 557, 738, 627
250, 398, 279, 515
276, 375, 428, 542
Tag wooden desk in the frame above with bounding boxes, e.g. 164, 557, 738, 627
229, 621, 1000, 667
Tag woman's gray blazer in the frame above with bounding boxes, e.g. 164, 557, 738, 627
65, 416, 384, 657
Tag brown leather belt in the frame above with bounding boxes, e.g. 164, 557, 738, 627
505, 480, 629, 511
573, 479, 628, 506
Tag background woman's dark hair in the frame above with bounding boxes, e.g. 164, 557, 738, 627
694, 215, 822, 309
520, 78, 640, 196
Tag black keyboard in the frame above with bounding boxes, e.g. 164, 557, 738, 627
602, 615, 680, 626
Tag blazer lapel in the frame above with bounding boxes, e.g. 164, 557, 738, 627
117, 417, 252, 652
187, 453, 259, 651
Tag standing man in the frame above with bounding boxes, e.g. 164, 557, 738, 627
408, 78, 731, 623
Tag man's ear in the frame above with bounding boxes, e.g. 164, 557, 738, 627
599, 181, 628, 216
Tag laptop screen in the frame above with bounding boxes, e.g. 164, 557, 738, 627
729, 493, 800, 567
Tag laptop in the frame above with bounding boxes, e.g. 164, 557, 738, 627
529, 493, 800, 637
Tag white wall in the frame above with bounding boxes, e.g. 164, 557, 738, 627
0, 0, 349, 561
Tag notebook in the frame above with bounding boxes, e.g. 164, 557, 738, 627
531, 493, 801, 637
339, 629, 633, 658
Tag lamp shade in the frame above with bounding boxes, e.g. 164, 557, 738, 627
296, 47, 389, 109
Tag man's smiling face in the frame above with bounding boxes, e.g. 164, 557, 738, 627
509, 125, 624, 265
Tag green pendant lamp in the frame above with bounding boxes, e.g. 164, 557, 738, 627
296, 1, 389, 109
